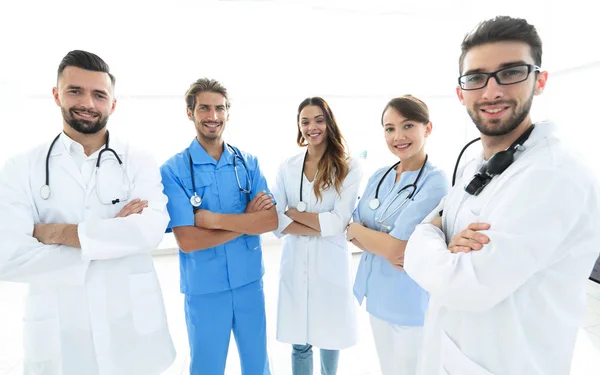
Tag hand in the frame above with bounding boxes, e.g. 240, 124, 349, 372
33, 223, 65, 245
245, 191, 274, 213
115, 198, 148, 218
350, 238, 368, 252
285, 208, 299, 220
194, 209, 219, 229
430, 216, 442, 230
385, 247, 405, 272
346, 222, 359, 241
448, 223, 491, 253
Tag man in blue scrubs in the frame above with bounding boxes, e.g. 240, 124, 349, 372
160, 78, 277, 375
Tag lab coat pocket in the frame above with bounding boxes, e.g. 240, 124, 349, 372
318, 238, 351, 287
129, 272, 166, 335
23, 319, 61, 362
440, 329, 493, 375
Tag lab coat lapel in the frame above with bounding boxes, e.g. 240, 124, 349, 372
51, 149, 86, 191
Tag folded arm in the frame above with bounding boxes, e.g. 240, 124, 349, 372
0, 158, 88, 285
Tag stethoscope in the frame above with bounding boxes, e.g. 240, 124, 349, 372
188, 143, 252, 208
369, 155, 428, 227
297, 151, 310, 212
41, 131, 131, 205
451, 124, 535, 194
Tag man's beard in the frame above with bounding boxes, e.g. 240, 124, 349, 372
468, 93, 533, 137
62, 107, 108, 134
195, 119, 223, 142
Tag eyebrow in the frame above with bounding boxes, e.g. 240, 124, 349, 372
65, 85, 109, 96
197, 104, 226, 108
301, 115, 325, 120
384, 119, 414, 126
463, 60, 529, 76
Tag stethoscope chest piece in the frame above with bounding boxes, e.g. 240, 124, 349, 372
368, 198, 380, 210
190, 193, 202, 208
40, 185, 51, 200
297, 201, 307, 212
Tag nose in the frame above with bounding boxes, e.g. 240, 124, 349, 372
208, 108, 218, 120
393, 129, 407, 142
79, 92, 94, 109
481, 75, 504, 101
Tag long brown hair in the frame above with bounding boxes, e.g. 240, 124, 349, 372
296, 97, 349, 201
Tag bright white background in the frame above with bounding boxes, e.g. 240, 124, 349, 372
1, 0, 599, 183
1, 1, 600, 374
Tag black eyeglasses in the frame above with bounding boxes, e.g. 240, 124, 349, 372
458, 64, 541, 90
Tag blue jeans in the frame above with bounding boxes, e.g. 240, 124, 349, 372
292, 344, 339, 375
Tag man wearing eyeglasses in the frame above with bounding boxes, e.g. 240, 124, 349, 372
404, 16, 600, 375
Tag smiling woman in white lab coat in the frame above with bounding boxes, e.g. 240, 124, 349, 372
346, 95, 448, 375
272, 97, 362, 375
0, 51, 175, 375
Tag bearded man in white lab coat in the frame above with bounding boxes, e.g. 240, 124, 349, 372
404, 16, 600, 375
0, 50, 175, 375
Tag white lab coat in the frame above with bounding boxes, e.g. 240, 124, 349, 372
0, 133, 176, 375
404, 121, 600, 375
272, 153, 361, 349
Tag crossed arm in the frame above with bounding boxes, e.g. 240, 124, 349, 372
173, 191, 278, 253
281, 208, 321, 236
32, 199, 151, 248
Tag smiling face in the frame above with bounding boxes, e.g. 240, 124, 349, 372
187, 91, 229, 143
53, 66, 116, 134
298, 105, 328, 148
457, 41, 547, 136
382, 107, 431, 163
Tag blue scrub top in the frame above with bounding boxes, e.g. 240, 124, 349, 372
160, 138, 274, 295
353, 160, 448, 326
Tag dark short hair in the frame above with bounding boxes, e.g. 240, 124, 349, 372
381, 95, 430, 126
459, 16, 542, 74
57, 50, 115, 86
185, 78, 230, 112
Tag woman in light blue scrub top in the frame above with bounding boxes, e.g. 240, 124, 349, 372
346, 95, 449, 375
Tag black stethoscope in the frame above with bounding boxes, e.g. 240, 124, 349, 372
297, 151, 310, 212
451, 124, 535, 195
188, 143, 252, 208
41, 131, 131, 205
369, 154, 428, 212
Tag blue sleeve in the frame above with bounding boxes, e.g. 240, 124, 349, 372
389, 170, 449, 241
160, 160, 195, 233
248, 155, 276, 205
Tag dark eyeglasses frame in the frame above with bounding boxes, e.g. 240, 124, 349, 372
458, 64, 541, 90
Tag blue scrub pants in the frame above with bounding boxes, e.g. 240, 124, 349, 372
184, 279, 270, 375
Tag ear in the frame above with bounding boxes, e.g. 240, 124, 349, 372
52, 87, 61, 107
187, 107, 194, 121
456, 86, 465, 105
534, 71, 548, 96
109, 98, 117, 115
424, 121, 433, 138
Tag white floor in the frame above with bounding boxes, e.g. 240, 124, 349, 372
2, 244, 600, 375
